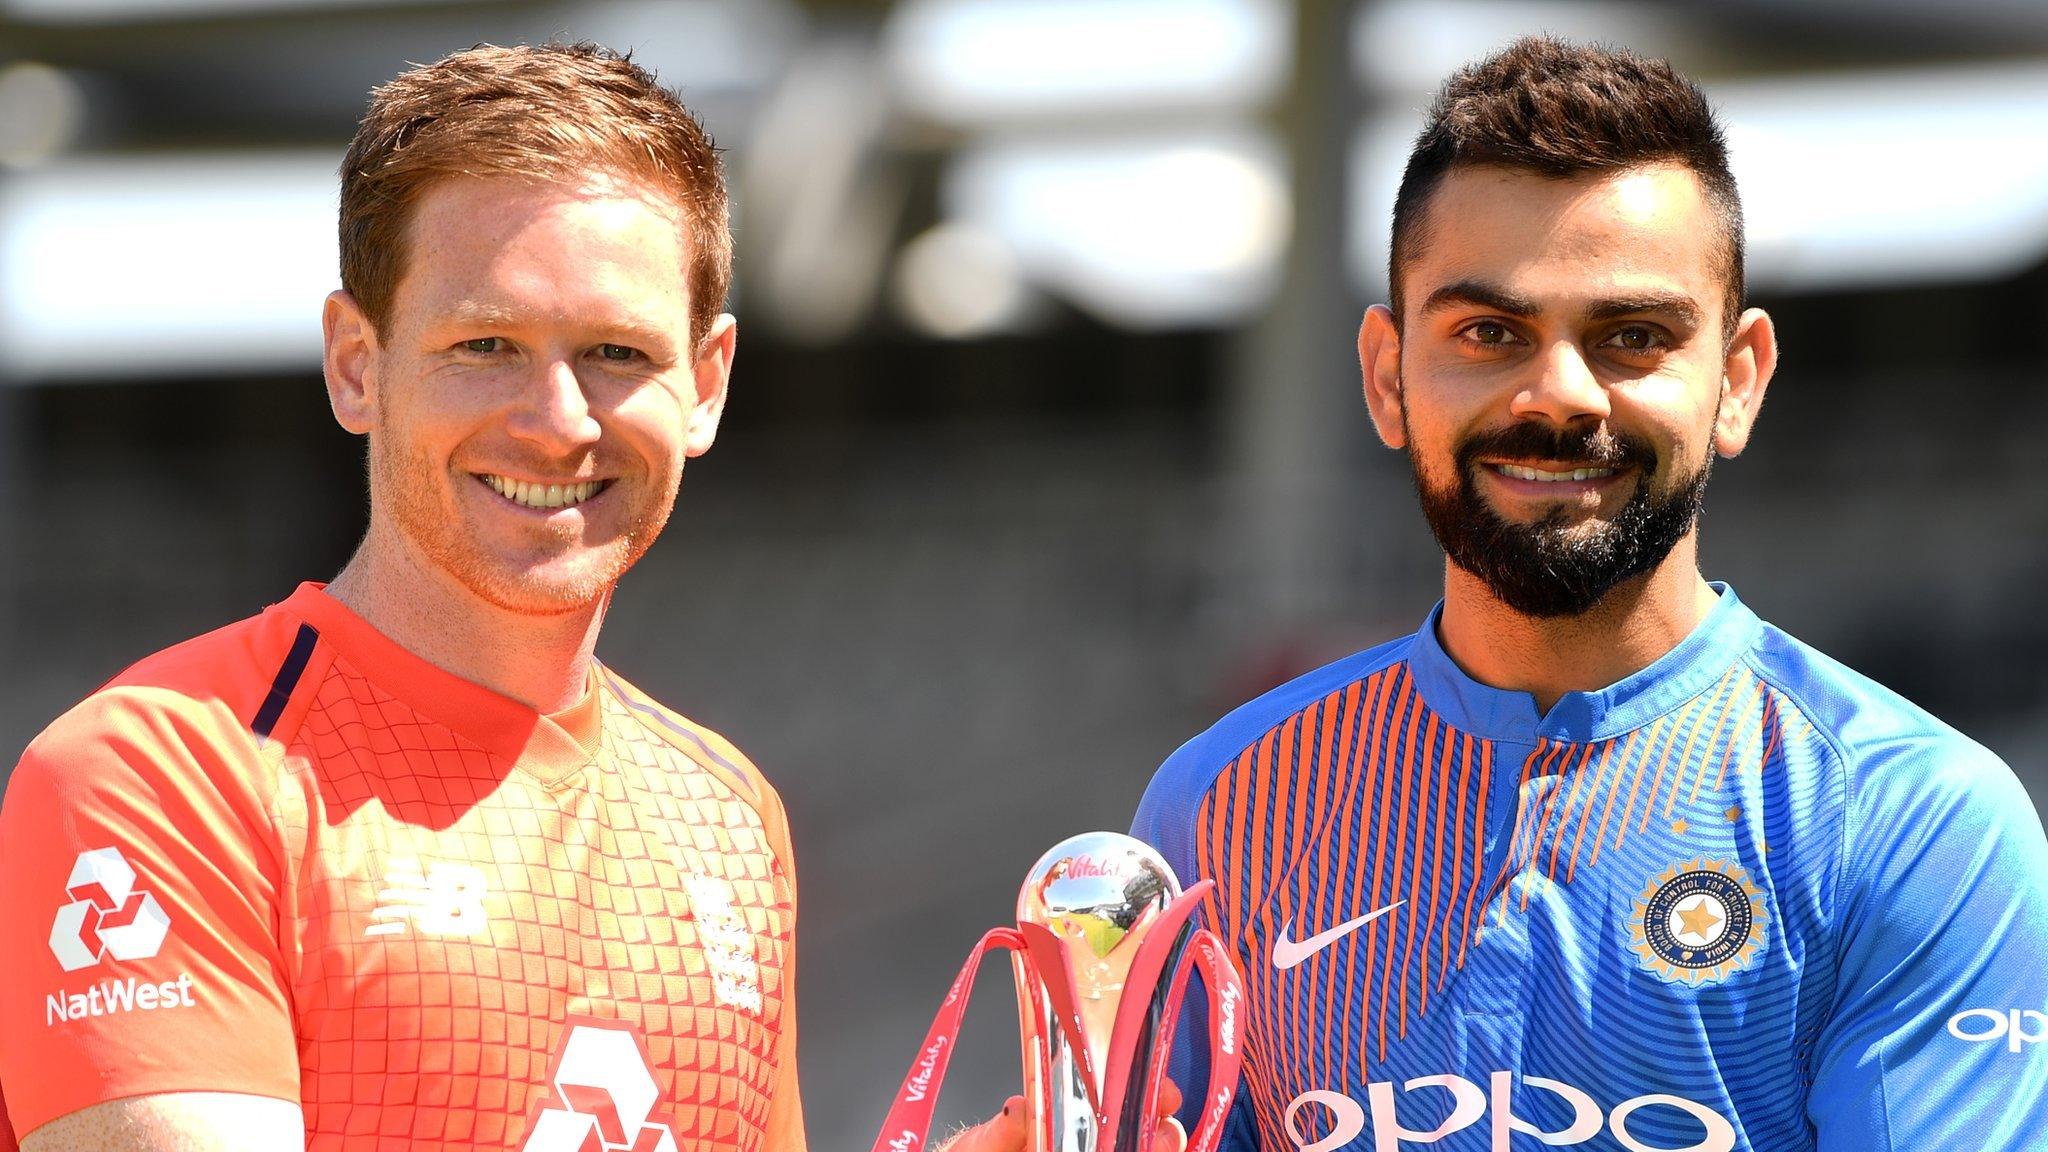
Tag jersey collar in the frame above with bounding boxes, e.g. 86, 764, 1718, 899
280, 582, 598, 785
1406, 582, 1762, 745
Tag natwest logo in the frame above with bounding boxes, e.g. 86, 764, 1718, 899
1949, 1008, 2048, 1052
49, 847, 171, 972
523, 1019, 677, 1152
1285, 1073, 1735, 1152
46, 973, 197, 1028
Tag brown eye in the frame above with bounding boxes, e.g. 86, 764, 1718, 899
1469, 321, 1509, 344
1604, 325, 1664, 352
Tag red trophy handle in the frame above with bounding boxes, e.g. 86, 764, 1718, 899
870, 926, 1026, 1152
1140, 926, 1243, 1152
1091, 881, 1243, 1152
871, 841, 1246, 1152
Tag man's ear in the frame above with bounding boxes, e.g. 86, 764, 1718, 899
324, 291, 379, 435
1714, 307, 1777, 458
684, 313, 737, 459
1359, 304, 1407, 450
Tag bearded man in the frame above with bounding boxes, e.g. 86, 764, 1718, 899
1120, 35, 2048, 1152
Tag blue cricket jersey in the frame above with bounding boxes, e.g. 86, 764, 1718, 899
1133, 586, 2048, 1151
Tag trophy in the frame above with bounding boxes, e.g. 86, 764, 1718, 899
871, 832, 1244, 1152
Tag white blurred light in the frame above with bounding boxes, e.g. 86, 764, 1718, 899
570, 0, 799, 96
0, 0, 453, 20
744, 41, 898, 344
893, 222, 1030, 339
0, 154, 337, 382
1718, 65, 2048, 290
1350, 61, 2048, 295
0, 63, 86, 169
946, 133, 1288, 328
886, 0, 1289, 124
1353, 0, 1684, 96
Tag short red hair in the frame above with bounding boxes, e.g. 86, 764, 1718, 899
339, 41, 731, 350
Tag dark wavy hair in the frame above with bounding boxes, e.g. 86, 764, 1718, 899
1390, 36, 1743, 337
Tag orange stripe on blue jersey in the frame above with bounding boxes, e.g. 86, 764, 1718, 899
1135, 586, 2048, 1152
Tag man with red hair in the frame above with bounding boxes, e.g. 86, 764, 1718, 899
0, 42, 804, 1152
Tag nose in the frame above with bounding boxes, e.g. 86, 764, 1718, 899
506, 358, 602, 455
1509, 340, 1611, 427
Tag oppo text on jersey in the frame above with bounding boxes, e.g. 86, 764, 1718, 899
1947, 1008, 2048, 1052
1284, 1073, 1735, 1152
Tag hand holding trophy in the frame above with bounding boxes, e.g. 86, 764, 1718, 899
870, 832, 1244, 1152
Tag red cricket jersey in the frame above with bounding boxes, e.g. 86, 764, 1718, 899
0, 583, 803, 1151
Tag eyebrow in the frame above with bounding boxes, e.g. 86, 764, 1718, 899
1419, 280, 1540, 319
1583, 293, 1704, 328
436, 304, 679, 350
438, 302, 525, 328
1419, 281, 1704, 329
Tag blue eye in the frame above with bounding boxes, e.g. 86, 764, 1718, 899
598, 344, 639, 362
462, 337, 501, 354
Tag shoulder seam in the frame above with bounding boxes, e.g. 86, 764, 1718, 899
1150, 651, 1406, 898
1197, 642, 1411, 775
1741, 651, 1857, 1014
598, 667, 760, 802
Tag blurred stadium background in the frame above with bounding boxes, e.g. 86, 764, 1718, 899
3, 0, 2046, 1145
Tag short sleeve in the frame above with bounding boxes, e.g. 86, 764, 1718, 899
1807, 739, 2048, 1150
757, 779, 806, 1152
0, 688, 300, 1137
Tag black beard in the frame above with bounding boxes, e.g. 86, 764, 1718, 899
1410, 420, 1711, 618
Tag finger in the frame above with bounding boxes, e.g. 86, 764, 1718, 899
1160, 1115, 1187, 1152
944, 1095, 1027, 1152
1156, 1076, 1183, 1118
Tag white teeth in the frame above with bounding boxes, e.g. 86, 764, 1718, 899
481, 475, 603, 509
1499, 464, 1615, 482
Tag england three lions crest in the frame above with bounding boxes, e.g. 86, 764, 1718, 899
1629, 858, 1767, 985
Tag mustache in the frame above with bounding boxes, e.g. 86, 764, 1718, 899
1453, 422, 1655, 472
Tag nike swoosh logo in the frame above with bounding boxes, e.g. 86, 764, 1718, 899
1271, 901, 1406, 970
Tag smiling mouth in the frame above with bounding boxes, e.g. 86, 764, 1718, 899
478, 473, 610, 510
1489, 463, 1618, 483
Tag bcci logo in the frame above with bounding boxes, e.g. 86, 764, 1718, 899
49, 848, 172, 973
523, 1018, 678, 1152
1629, 858, 1766, 985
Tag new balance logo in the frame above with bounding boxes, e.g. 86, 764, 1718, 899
1271, 901, 1405, 971
365, 859, 489, 938
50, 847, 171, 972
523, 1019, 677, 1152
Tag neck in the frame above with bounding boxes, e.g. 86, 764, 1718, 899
325, 521, 605, 714
1437, 534, 1719, 715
